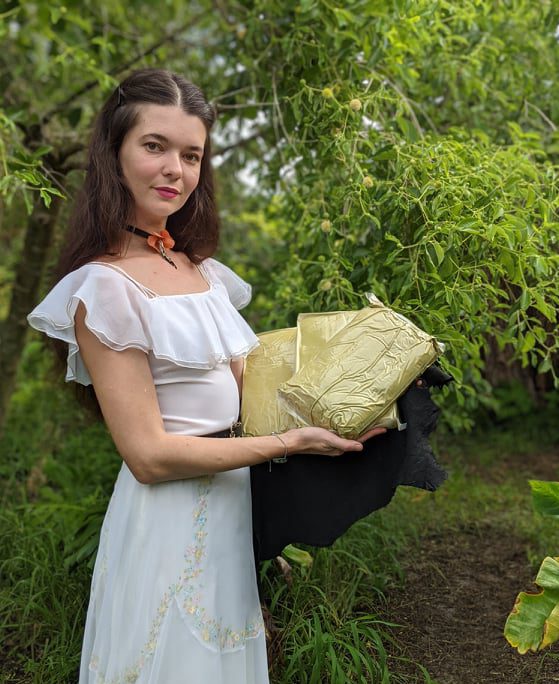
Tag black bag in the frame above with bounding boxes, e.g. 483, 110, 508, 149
250, 365, 452, 562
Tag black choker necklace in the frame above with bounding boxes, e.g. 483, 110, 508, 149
124, 225, 177, 269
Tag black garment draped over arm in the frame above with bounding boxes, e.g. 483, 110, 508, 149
250, 365, 452, 563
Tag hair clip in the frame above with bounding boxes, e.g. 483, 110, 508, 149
117, 86, 124, 107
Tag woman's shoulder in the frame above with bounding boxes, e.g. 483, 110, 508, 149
27, 261, 153, 385
27, 256, 259, 385
36, 260, 151, 309
28, 261, 151, 350
79, 258, 159, 297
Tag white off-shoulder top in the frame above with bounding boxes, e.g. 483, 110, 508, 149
27, 257, 260, 436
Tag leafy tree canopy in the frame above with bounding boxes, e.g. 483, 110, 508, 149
1, 0, 559, 428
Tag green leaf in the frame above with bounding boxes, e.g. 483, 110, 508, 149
332, 8, 355, 28
538, 357, 553, 374
282, 544, 313, 568
521, 332, 535, 353
530, 481, 559, 519
395, 116, 419, 142
519, 289, 530, 310
39, 187, 52, 207
299, 0, 316, 12
533, 292, 556, 322
432, 240, 444, 266
505, 556, 559, 653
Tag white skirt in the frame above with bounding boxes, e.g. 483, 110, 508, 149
79, 463, 269, 684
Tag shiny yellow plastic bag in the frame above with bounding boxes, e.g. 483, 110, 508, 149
241, 306, 404, 437
241, 327, 300, 437
278, 296, 443, 439
296, 311, 356, 369
296, 311, 401, 431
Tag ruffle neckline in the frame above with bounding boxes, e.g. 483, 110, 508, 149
27, 259, 260, 386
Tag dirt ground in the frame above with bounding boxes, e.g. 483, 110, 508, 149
380, 449, 559, 684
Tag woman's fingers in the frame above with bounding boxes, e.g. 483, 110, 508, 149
357, 426, 387, 443
322, 426, 386, 455
288, 425, 387, 456
335, 439, 363, 453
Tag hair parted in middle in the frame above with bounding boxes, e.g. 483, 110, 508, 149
59, 68, 219, 277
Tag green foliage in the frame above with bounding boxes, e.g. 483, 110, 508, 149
211, 0, 559, 427
1, 339, 118, 502
259, 515, 418, 683
531, 481, 559, 520
63, 499, 110, 570
0, 112, 64, 214
217, 200, 288, 331
4, 0, 559, 427
282, 544, 314, 569
505, 480, 559, 653
225, 0, 559, 141
3, 0, 559, 680
279, 607, 394, 684
505, 555, 559, 654
0, 505, 90, 683
0, 340, 117, 683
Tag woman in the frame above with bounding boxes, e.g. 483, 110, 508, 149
27, 69, 386, 683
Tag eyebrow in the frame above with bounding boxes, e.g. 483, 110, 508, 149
139, 133, 204, 153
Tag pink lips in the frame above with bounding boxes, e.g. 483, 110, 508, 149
154, 187, 179, 199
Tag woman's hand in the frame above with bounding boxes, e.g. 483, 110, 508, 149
357, 426, 389, 442
281, 425, 387, 458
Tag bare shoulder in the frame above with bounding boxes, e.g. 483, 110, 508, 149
87, 252, 163, 285
87, 252, 146, 268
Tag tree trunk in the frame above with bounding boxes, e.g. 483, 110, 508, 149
483, 334, 554, 405
0, 195, 62, 431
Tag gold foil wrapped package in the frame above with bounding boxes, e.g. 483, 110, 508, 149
277, 301, 443, 440
241, 317, 399, 437
296, 311, 401, 431
296, 310, 358, 370
241, 328, 300, 437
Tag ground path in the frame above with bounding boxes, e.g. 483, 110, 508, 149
380, 447, 559, 683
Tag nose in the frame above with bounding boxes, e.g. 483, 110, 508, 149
162, 151, 182, 178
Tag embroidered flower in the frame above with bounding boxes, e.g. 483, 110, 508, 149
90, 474, 264, 681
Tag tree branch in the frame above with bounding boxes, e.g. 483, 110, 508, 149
524, 100, 557, 132
212, 85, 261, 103
215, 102, 274, 111
214, 127, 269, 156
42, 18, 206, 126
377, 71, 425, 138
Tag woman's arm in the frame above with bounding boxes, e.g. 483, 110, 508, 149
75, 303, 385, 485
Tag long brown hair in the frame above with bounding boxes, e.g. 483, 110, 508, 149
56, 68, 219, 279
52, 69, 219, 415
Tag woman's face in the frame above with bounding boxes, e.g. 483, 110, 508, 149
118, 104, 207, 231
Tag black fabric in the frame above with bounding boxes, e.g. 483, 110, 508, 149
250, 364, 452, 562
125, 225, 153, 240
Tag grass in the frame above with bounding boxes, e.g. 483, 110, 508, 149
259, 513, 414, 683
260, 394, 559, 683
1, 342, 558, 682
0, 507, 88, 683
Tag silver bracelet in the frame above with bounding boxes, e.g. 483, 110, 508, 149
270, 432, 288, 464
